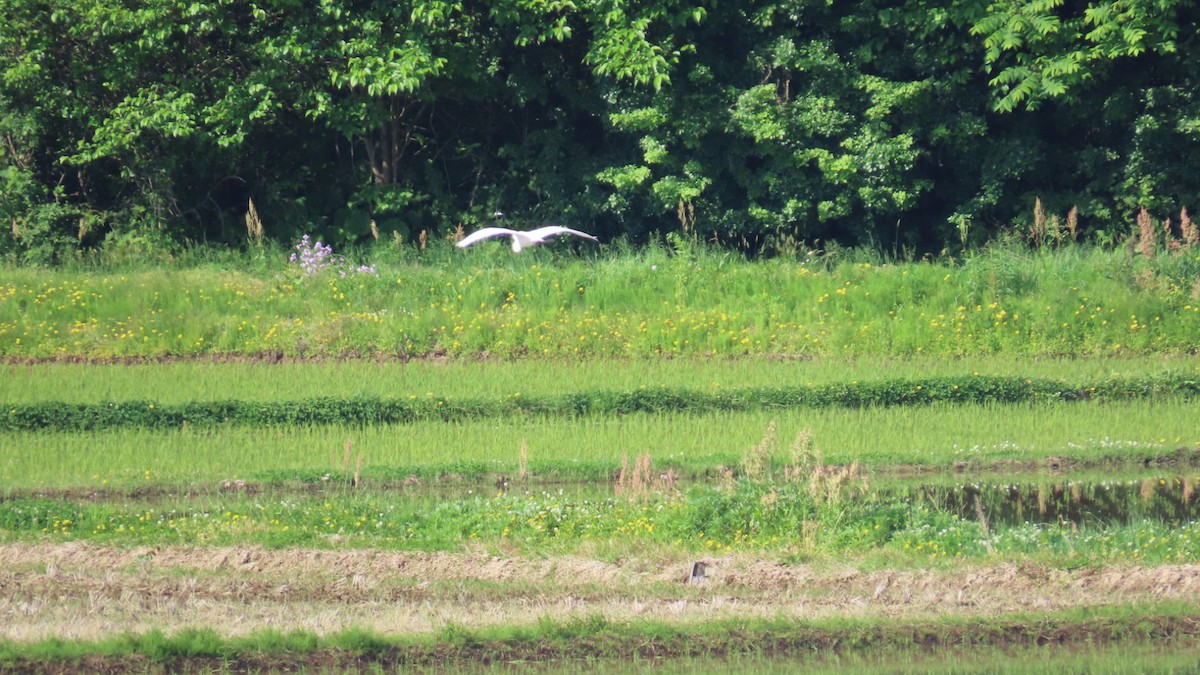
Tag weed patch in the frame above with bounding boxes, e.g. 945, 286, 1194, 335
3, 246, 1200, 360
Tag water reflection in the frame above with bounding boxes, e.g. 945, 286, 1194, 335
904, 476, 1200, 527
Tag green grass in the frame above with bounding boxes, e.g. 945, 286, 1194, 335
3, 243, 1199, 359
2, 354, 1196, 404
2, 398, 1197, 489
6, 467, 1199, 560
787, 641, 1200, 675
7, 474, 1200, 561
1, 603, 1198, 672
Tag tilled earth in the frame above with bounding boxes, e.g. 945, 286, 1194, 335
3, 542, 1199, 642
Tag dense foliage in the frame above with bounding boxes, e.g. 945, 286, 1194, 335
1, 0, 1198, 261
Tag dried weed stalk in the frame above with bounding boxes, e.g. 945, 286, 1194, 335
741, 420, 777, 481
1137, 207, 1156, 257
1141, 478, 1157, 501
245, 197, 265, 242
1134, 206, 1198, 256
744, 421, 868, 504
782, 427, 867, 505
614, 452, 677, 502
974, 494, 995, 554
784, 427, 816, 477
1182, 207, 1199, 247
341, 437, 364, 489
1031, 196, 1047, 247
676, 198, 696, 233
1030, 198, 1080, 247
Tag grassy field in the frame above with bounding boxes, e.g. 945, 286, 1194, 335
2, 243, 1200, 671
2, 242, 1199, 359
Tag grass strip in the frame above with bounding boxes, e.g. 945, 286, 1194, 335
5, 479, 1200, 562
0, 604, 1196, 672
3, 373, 1197, 432
4, 245, 1200, 360
3, 354, 1195, 405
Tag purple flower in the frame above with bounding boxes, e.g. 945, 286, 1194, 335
289, 236, 377, 277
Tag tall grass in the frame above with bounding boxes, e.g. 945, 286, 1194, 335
2, 398, 1196, 489
2, 243, 1198, 358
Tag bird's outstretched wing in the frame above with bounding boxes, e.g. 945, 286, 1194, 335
527, 225, 599, 242
456, 227, 518, 248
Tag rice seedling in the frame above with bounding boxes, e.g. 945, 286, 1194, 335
2, 398, 1196, 490
3, 354, 1196, 404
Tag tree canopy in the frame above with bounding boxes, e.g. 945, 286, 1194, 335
2, 0, 1198, 260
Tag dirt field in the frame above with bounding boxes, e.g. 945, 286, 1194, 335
3, 542, 1199, 643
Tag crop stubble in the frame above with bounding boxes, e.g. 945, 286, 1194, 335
2, 542, 1199, 642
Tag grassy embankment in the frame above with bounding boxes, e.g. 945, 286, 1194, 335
1, 241, 1199, 359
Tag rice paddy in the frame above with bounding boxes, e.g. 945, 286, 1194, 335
2, 396, 1197, 489
2, 353, 1197, 403
2, 244, 1199, 671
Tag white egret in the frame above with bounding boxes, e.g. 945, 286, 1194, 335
455, 226, 599, 252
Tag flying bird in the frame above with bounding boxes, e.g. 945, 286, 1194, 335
455, 226, 599, 253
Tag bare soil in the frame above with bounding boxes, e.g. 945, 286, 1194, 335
2, 542, 1199, 643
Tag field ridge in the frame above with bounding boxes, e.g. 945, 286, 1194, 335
5, 373, 1197, 433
